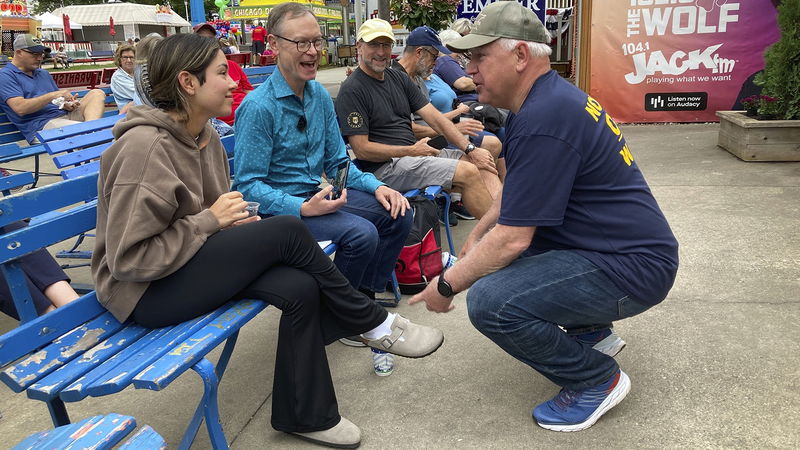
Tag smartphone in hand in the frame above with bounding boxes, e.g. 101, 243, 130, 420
332, 160, 350, 200
428, 135, 449, 150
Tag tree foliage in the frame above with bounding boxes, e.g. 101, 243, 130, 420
389, 0, 460, 31
756, 0, 800, 120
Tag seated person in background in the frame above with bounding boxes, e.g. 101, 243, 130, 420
219, 37, 233, 54
110, 43, 136, 112
336, 20, 501, 222
0, 35, 106, 143
393, 27, 502, 162
195, 23, 253, 126
94, 33, 443, 448
233, 2, 413, 303
434, 29, 477, 103
53, 46, 70, 69
0, 221, 80, 320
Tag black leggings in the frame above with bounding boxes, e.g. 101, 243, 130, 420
132, 215, 387, 432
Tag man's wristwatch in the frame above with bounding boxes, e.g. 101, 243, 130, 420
437, 269, 456, 297
463, 143, 476, 154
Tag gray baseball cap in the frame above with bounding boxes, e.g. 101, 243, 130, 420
446, 1, 550, 52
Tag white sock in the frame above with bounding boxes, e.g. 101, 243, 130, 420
451, 192, 462, 202
362, 313, 396, 340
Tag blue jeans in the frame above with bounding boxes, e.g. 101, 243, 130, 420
467, 250, 652, 391
302, 189, 413, 293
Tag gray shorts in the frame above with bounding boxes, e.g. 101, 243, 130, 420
372, 148, 464, 192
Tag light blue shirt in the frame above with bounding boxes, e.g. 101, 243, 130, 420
110, 69, 135, 109
232, 67, 383, 217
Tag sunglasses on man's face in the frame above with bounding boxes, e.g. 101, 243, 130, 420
22, 49, 45, 58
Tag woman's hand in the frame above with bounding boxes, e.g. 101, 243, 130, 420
209, 191, 249, 228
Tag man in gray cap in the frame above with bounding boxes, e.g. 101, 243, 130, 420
410, 1, 679, 432
0, 34, 106, 143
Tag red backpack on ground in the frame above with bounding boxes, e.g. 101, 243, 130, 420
394, 196, 443, 294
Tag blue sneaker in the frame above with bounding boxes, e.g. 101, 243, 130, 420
571, 328, 626, 357
533, 369, 631, 432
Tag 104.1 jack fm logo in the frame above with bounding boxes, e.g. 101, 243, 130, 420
621, 0, 742, 113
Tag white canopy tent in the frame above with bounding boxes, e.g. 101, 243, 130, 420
37, 12, 85, 43
36, 12, 84, 30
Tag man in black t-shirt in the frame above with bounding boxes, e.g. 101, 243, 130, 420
335, 19, 501, 221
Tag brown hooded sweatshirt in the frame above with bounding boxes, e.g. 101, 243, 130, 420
92, 105, 230, 322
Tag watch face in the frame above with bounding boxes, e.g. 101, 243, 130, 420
437, 275, 453, 297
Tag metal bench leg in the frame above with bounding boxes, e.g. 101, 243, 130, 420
179, 332, 240, 450
46, 397, 71, 427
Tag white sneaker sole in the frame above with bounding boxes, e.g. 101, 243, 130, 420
537, 371, 631, 432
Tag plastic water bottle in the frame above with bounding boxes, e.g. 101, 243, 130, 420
371, 348, 394, 376
441, 252, 457, 269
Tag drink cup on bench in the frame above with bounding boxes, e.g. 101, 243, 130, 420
245, 201, 260, 217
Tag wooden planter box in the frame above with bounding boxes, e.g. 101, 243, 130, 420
717, 110, 800, 161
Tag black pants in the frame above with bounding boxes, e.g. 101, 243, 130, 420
132, 216, 387, 432
0, 221, 70, 320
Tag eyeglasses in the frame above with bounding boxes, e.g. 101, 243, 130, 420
297, 115, 307, 132
365, 41, 392, 51
274, 34, 324, 53
420, 47, 438, 59
22, 49, 45, 58
120, 56, 135, 60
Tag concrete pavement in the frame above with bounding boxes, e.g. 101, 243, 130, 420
0, 81, 798, 448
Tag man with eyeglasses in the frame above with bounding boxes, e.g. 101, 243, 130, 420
233, 4, 412, 316
0, 34, 106, 143
335, 19, 501, 225
390, 26, 504, 220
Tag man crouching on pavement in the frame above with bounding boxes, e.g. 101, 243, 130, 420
410, 1, 679, 432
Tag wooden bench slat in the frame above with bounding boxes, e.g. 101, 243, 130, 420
0, 293, 106, 366
1, 310, 124, 392
12, 413, 137, 450
40, 129, 114, 155
27, 323, 150, 401
84, 307, 238, 398
117, 424, 167, 450
53, 142, 110, 169
134, 299, 267, 390
0, 172, 35, 193
36, 115, 124, 143
62, 161, 101, 180
59, 326, 173, 402
0, 173, 97, 228
0, 201, 97, 263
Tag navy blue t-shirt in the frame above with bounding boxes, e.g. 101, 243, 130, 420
500, 70, 678, 304
0, 64, 65, 143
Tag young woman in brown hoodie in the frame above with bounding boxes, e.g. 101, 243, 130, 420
92, 33, 444, 448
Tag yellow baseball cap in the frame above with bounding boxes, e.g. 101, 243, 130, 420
357, 19, 395, 43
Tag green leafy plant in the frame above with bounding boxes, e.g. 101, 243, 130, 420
755, 0, 800, 120
390, 0, 460, 32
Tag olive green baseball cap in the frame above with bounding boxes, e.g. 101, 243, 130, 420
446, 1, 550, 52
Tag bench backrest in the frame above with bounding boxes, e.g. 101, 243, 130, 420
35, 115, 122, 179
0, 173, 99, 322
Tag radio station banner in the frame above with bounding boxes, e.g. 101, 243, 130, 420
590, 0, 780, 123
458, 0, 545, 24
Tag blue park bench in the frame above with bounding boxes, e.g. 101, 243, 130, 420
0, 173, 267, 449
13, 413, 165, 449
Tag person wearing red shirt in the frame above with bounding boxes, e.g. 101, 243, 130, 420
195, 23, 253, 125
251, 22, 267, 61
